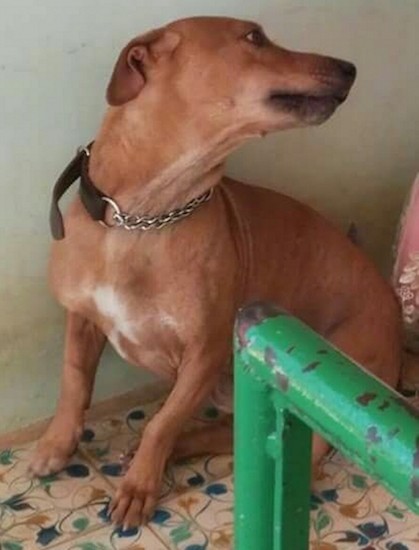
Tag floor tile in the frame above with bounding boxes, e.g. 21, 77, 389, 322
79, 399, 232, 501
0, 444, 113, 549
79, 398, 164, 470
148, 475, 233, 549
3, 392, 419, 550
380, 523, 419, 550
51, 523, 169, 550
313, 451, 378, 521
309, 502, 379, 549
163, 455, 233, 503
313, 451, 419, 543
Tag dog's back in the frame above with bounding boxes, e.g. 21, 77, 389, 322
222, 177, 402, 387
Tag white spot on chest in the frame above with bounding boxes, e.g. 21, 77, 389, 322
92, 285, 137, 341
91, 285, 179, 365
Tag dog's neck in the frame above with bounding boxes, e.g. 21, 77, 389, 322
88, 107, 244, 215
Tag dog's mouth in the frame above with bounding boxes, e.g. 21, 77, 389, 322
267, 89, 349, 123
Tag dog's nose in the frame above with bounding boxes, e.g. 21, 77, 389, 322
336, 60, 357, 82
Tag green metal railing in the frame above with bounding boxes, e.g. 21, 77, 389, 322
234, 302, 419, 550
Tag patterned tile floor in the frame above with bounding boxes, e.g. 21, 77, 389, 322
1, 392, 419, 550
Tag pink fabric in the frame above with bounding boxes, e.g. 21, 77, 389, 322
393, 173, 419, 328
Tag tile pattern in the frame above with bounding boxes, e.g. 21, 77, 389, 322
0, 444, 113, 549
1, 395, 419, 549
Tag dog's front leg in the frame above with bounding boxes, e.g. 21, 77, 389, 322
29, 312, 106, 476
110, 353, 221, 528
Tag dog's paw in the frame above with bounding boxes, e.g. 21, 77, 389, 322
28, 446, 70, 477
109, 474, 159, 528
119, 448, 136, 474
28, 424, 81, 477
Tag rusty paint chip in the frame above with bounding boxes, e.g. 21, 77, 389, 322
366, 426, 382, 445
356, 392, 377, 407
303, 361, 320, 373
264, 346, 277, 368
265, 345, 288, 391
276, 372, 289, 392
236, 302, 284, 347
388, 427, 401, 439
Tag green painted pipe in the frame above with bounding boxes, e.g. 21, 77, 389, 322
234, 351, 275, 550
234, 302, 419, 550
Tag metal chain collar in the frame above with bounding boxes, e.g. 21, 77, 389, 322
99, 188, 214, 231
77, 145, 214, 231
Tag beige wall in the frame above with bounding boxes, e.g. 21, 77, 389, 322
1, 0, 418, 432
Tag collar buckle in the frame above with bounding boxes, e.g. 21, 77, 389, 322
77, 145, 91, 157
99, 196, 125, 228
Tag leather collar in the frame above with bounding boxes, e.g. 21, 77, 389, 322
50, 144, 213, 239
50, 144, 106, 240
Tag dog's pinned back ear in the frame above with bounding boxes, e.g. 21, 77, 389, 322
106, 28, 181, 106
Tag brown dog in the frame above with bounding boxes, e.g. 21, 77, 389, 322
30, 17, 401, 528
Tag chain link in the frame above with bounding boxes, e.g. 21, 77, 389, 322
100, 188, 214, 231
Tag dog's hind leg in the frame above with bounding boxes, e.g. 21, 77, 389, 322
172, 416, 233, 460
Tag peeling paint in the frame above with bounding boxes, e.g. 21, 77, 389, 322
356, 392, 377, 406
303, 361, 320, 373
264, 345, 289, 391
366, 426, 382, 444
388, 427, 400, 439
264, 346, 277, 369
275, 371, 289, 393
235, 301, 419, 515
236, 302, 284, 347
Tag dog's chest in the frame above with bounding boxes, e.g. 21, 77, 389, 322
92, 285, 140, 346
51, 223, 187, 376
61, 279, 180, 377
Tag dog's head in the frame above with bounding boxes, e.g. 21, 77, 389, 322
106, 17, 356, 141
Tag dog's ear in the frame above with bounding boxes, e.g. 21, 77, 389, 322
106, 28, 180, 106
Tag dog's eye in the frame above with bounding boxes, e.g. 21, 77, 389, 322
245, 29, 267, 47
